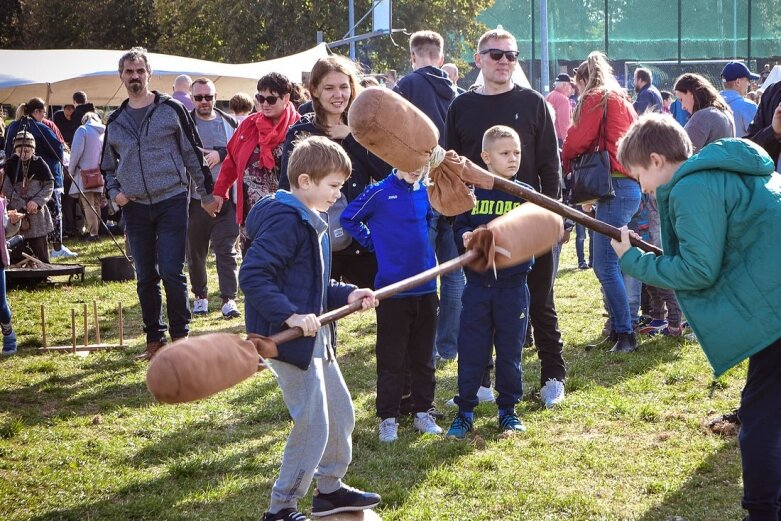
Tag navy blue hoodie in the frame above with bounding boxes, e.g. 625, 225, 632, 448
393, 65, 456, 148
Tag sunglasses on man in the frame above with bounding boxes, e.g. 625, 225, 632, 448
193, 94, 215, 102
255, 94, 280, 105
479, 49, 520, 62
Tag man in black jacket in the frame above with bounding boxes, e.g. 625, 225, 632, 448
393, 30, 463, 362
747, 80, 781, 167
446, 28, 567, 408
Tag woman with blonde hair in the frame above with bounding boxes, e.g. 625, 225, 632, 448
279, 55, 390, 288
562, 51, 640, 353
673, 73, 735, 151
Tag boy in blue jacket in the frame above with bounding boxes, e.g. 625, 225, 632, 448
445, 126, 534, 439
340, 164, 442, 443
612, 114, 781, 521
240, 136, 380, 521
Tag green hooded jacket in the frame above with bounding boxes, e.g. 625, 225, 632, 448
620, 138, 781, 376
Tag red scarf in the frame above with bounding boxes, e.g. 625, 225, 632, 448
255, 102, 301, 170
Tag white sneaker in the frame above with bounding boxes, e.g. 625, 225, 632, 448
413, 412, 443, 435
379, 418, 398, 443
192, 298, 209, 315
540, 378, 565, 408
445, 386, 495, 407
221, 299, 241, 319
51, 245, 77, 258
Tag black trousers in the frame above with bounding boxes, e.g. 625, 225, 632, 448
375, 293, 438, 419
527, 250, 566, 385
332, 245, 378, 290
740, 336, 781, 521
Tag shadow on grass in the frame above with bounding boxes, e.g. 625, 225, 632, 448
636, 439, 744, 520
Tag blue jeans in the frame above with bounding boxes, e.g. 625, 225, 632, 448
123, 192, 190, 343
593, 178, 641, 334
428, 211, 465, 359
0, 269, 11, 324
575, 206, 594, 266
623, 273, 642, 326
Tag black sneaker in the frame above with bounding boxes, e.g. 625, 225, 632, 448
311, 485, 380, 517
261, 508, 310, 521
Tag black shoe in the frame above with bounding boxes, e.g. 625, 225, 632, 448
609, 332, 638, 353
311, 485, 380, 517
261, 509, 310, 521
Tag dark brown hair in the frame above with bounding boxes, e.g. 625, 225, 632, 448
674, 73, 730, 113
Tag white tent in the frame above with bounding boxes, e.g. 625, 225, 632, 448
760, 64, 781, 92
0, 44, 329, 106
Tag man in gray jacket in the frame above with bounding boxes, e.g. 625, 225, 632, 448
101, 46, 216, 361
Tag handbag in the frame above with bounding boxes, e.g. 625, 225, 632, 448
570, 97, 615, 205
326, 192, 353, 252
81, 168, 104, 189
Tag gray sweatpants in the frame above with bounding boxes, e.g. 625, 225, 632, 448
187, 198, 240, 299
266, 332, 355, 513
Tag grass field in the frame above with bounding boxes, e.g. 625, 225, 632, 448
0, 237, 746, 521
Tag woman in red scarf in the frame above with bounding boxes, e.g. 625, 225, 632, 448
210, 73, 302, 253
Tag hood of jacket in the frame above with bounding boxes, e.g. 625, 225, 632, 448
668, 137, 774, 188
413, 66, 457, 101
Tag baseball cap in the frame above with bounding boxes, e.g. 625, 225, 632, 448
721, 62, 760, 82
555, 73, 574, 83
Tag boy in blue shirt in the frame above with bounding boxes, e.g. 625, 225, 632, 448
240, 136, 380, 521
446, 125, 534, 439
341, 164, 442, 443
613, 114, 781, 521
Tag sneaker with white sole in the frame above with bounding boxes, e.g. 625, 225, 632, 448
378, 417, 398, 443
221, 299, 241, 319
540, 378, 565, 408
51, 245, 78, 258
445, 385, 495, 407
413, 411, 443, 435
192, 298, 209, 315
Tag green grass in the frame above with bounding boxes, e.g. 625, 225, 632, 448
0, 237, 747, 520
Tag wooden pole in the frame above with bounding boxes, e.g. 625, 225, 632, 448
70, 309, 76, 353
40, 304, 47, 349
83, 303, 88, 347
93, 300, 101, 345
118, 302, 124, 347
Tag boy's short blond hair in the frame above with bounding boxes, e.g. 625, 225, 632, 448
482, 125, 520, 151
617, 113, 693, 169
477, 28, 516, 52
287, 135, 352, 189
410, 31, 444, 60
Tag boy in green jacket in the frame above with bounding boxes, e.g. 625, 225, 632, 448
612, 113, 781, 521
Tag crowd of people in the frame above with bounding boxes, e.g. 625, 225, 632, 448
1, 29, 780, 521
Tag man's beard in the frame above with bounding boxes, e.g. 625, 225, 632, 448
197, 106, 212, 117
128, 81, 143, 94
634, 84, 642, 93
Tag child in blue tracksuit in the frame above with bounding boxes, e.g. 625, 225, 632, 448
340, 166, 442, 443
240, 136, 380, 521
446, 126, 534, 439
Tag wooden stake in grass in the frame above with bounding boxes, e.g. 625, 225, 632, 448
93, 300, 101, 344
70, 309, 76, 353
83, 303, 88, 347
40, 304, 47, 349
118, 302, 124, 347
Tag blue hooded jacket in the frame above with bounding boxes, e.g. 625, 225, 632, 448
239, 190, 355, 370
340, 172, 436, 296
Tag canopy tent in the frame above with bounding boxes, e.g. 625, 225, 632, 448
0, 44, 329, 106
760, 65, 781, 92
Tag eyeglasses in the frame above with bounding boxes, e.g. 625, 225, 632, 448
255, 94, 279, 105
479, 49, 520, 62
193, 94, 215, 102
